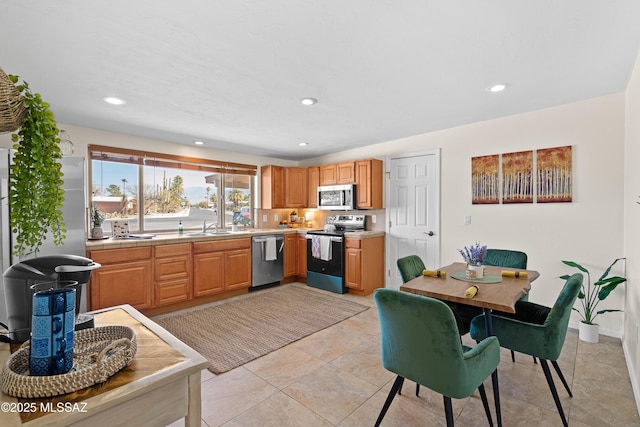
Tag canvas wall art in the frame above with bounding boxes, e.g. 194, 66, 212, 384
537, 145, 572, 202
502, 150, 533, 204
471, 154, 499, 204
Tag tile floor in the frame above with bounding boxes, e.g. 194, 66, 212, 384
166, 283, 639, 426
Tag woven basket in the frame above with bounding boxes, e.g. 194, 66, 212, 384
1, 326, 137, 398
0, 66, 27, 134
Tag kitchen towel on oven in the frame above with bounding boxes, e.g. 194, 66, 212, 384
265, 236, 277, 261
320, 236, 332, 261
312, 235, 321, 259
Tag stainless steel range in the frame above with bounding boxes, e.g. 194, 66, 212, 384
305, 215, 366, 294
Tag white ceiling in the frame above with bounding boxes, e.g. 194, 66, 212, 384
2, 1, 640, 161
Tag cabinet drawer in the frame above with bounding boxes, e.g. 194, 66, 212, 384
90, 247, 152, 264
345, 238, 362, 249
193, 238, 251, 254
155, 243, 192, 258
155, 256, 191, 281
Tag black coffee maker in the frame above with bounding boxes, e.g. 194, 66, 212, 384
1, 254, 101, 343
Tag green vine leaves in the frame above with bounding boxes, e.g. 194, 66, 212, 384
8, 75, 66, 257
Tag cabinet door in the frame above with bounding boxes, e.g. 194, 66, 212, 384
225, 248, 251, 290
285, 167, 308, 208
90, 260, 152, 311
307, 166, 320, 208
355, 159, 383, 209
319, 164, 337, 185
261, 165, 285, 209
296, 234, 307, 277
193, 252, 225, 296
345, 247, 362, 290
284, 234, 297, 278
336, 162, 356, 184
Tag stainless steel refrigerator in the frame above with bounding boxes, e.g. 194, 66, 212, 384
1, 148, 87, 323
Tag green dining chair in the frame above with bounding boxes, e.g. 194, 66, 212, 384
374, 289, 500, 427
397, 255, 473, 397
483, 248, 529, 362
483, 249, 528, 271
469, 273, 583, 427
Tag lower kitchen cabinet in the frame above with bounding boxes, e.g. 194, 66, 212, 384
193, 238, 252, 296
296, 234, 307, 278
88, 247, 153, 311
284, 234, 297, 278
345, 236, 384, 296
154, 243, 192, 306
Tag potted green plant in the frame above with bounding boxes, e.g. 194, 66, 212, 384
90, 206, 105, 239
8, 74, 66, 257
560, 258, 626, 343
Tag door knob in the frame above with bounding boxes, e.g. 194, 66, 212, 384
424, 231, 434, 236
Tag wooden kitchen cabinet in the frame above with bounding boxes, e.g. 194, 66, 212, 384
284, 233, 297, 278
344, 236, 385, 296
193, 238, 252, 296
319, 162, 355, 185
88, 247, 153, 311
296, 234, 307, 278
284, 167, 308, 208
355, 159, 383, 209
307, 166, 320, 208
261, 165, 285, 209
154, 243, 192, 306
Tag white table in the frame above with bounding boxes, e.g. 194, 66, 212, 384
0, 304, 208, 426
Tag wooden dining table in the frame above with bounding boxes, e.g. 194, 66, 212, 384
400, 261, 540, 427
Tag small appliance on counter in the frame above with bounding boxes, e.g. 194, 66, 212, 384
1, 254, 101, 343
305, 214, 365, 293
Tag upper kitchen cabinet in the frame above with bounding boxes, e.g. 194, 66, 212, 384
261, 165, 285, 209
319, 162, 355, 185
284, 167, 308, 208
307, 166, 319, 208
355, 159, 383, 209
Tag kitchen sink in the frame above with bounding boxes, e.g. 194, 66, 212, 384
186, 231, 231, 236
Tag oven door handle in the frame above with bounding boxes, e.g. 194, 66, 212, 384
305, 234, 343, 242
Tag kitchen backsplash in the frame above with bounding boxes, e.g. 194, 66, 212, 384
255, 208, 386, 232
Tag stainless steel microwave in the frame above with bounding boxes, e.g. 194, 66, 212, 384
317, 184, 356, 210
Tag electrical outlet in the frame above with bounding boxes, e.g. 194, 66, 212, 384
274, 214, 278, 222
464, 215, 471, 225
372, 215, 377, 224
262, 214, 267, 223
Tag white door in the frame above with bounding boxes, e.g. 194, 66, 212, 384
386, 149, 440, 290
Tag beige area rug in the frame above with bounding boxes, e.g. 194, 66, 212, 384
154, 285, 369, 374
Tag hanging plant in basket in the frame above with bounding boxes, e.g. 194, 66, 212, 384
0, 66, 27, 133
8, 74, 66, 257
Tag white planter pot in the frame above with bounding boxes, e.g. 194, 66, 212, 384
231, 224, 238, 232
467, 264, 484, 279
579, 321, 599, 343
90, 226, 104, 239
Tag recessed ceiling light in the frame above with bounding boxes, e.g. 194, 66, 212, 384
103, 96, 126, 105
193, 140, 205, 145
487, 84, 507, 93
298, 142, 309, 146
300, 97, 317, 106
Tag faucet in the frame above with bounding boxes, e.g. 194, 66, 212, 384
202, 220, 218, 233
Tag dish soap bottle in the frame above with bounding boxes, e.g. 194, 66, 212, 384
178, 221, 183, 234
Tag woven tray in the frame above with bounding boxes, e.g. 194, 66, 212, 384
1, 325, 137, 398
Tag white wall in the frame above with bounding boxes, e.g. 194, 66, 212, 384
624, 48, 640, 410
306, 94, 627, 335
0, 123, 298, 168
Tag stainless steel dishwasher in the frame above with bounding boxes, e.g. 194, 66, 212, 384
251, 234, 284, 288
